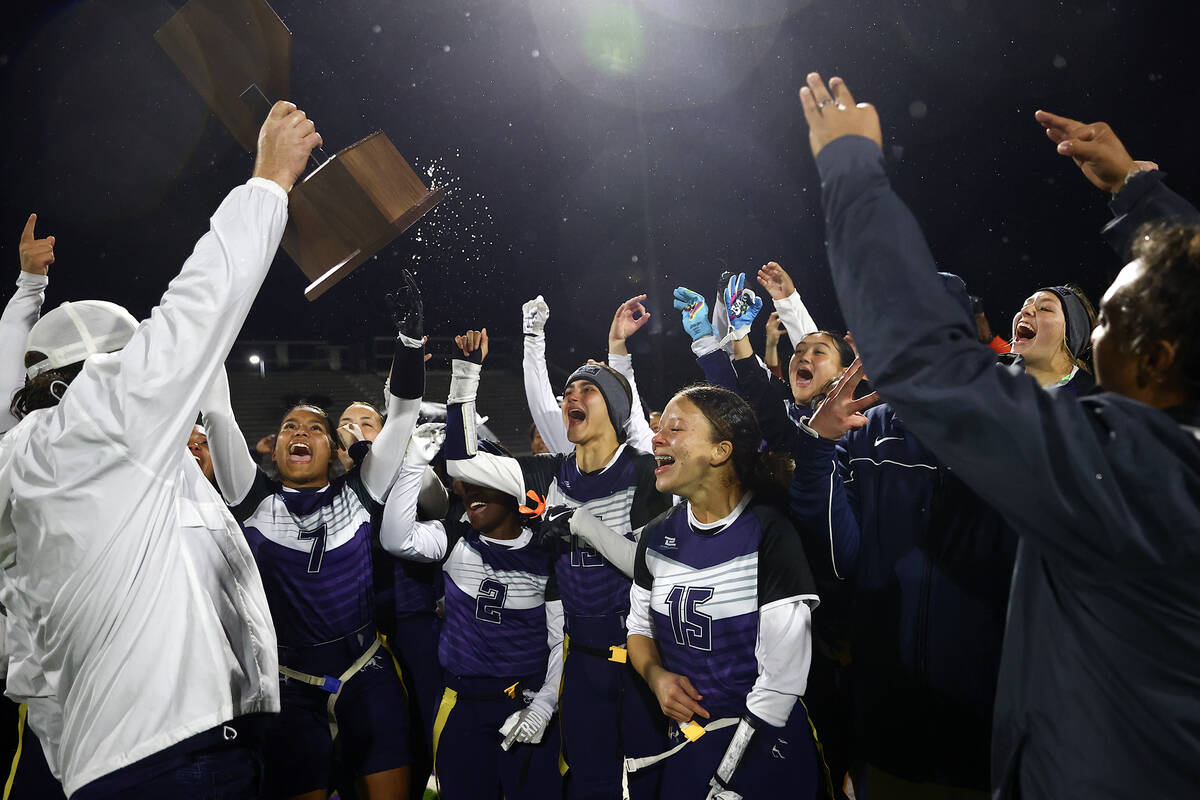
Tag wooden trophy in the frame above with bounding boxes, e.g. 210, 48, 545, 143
155, 0, 444, 300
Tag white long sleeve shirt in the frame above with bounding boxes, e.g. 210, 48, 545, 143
0, 271, 48, 434
0, 179, 285, 796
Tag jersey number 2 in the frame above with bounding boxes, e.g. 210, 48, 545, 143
476, 578, 508, 625
666, 585, 714, 651
299, 524, 328, 574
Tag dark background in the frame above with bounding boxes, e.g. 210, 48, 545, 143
1, 0, 1195, 409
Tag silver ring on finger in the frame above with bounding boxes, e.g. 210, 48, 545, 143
817, 99, 835, 110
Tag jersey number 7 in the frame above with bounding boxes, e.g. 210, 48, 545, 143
299, 524, 328, 574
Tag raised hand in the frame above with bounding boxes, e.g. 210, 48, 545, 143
19, 214, 54, 276
756, 261, 795, 301
252, 101, 323, 192
453, 328, 489, 364
647, 665, 710, 724
609, 294, 652, 346
1034, 110, 1153, 194
806, 357, 880, 439
522, 295, 550, 336
723, 273, 763, 340
386, 269, 424, 340
764, 312, 785, 349
798, 73, 882, 158
672, 287, 714, 341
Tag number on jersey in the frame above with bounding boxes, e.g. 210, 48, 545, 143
298, 524, 328, 573
476, 578, 508, 624
666, 585, 714, 651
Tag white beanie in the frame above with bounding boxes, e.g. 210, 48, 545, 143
24, 300, 139, 379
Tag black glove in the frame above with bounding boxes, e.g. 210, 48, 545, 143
386, 269, 424, 340
535, 505, 575, 548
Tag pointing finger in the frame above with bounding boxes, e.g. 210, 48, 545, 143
21, 214, 36, 244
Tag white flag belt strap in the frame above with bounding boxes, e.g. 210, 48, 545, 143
279, 634, 383, 740
623, 717, 739, 774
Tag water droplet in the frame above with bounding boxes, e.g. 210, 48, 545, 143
1052, 54, 1067, 70
443, 45, 451, 53
908, 100, 928, 119
372, 24, 382, 34
531, 49, 540, 58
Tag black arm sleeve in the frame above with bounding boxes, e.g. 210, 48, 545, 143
732, 356, 799, 454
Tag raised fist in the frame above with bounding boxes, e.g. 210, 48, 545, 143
253, 101, 323, 193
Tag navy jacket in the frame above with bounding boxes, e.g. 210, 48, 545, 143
789, 402, 1015, 788
817, 135, 1200, 799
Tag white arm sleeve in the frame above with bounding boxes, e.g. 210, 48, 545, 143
200, 366, 260, 506
773, 290, 820, 350
745, 598, 814, 727
627, 583, 654, 639
607, 352, 654, 454
0, 272, 48, 433
379, 461, 449, 561
570, 507, 637, 579
528, 599, 565, 718
101, 178, 287, 473
361, 381, 423, 503
523, 333, 571, 455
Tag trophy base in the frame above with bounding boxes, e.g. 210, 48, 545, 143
282, 131, 445, 301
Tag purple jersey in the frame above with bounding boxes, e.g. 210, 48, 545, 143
439, 523, 558, 678
523, 447, 668, 629
635, 499, 818, 720
233, 470, 379, 648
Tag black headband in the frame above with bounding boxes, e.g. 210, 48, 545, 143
1041, 286, 1092, 359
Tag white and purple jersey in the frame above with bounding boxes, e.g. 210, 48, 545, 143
632, 497, 819, 723
232, 470, 380, 648
439, 523, 558, 678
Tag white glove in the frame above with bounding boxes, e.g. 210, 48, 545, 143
498, 705, 551, 750
405, 422, 446, 467
522, 295, 550, 336
705, 788, 744, 800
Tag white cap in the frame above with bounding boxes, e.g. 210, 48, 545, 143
25, 300, 139, 379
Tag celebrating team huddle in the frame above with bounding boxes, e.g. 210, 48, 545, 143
3, 67, 1200, 800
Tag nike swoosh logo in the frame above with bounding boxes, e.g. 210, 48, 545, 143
873, 436, 904, 447
546, 510, 573, 523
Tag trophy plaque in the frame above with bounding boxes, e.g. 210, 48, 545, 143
155, 0, 444, 300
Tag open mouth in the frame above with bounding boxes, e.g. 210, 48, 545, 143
566, 408, 586, 425
1015, 321, 1036, 342
288, 441, 313, 464
794, 366, 814, 384
654, 454, 675, 475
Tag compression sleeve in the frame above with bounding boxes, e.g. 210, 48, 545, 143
529, 599, 565, 718
772, 290, 820, 350
523, 332, 571, 455
360, 336, 425, 503
379, 460, 449, 562
607, 351, 655, 453
200, 366, 260, 506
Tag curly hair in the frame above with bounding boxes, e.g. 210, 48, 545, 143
672, 383, 791, 502
10, 361, 85, 419
1129, 223, 1200, 399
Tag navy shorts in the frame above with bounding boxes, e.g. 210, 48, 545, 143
264, 634, 411, 797
560, 616, 666, 800
658, 705, 822, 800
4, 705, 66, 799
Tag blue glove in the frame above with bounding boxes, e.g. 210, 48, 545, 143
722, 273, 762, 341
672, 287, 715, 341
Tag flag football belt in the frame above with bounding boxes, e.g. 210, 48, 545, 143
623, 717, 740, 774
279, 634, 383, 740
566, 641, 628, 663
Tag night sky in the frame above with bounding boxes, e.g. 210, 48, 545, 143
1, 0, 1195, 408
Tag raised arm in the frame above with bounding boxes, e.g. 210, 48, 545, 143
1033, 110, 1200, 257
444, 329, 529, 497
199, 366, 259, 505
802, 74, 1141, 562
607, 294, 655, 452
360, 272, 427, 502
0, 215, 52, 433
521, 296, 572, 455
757, 261, 819, 348
70, 102, 319, 474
